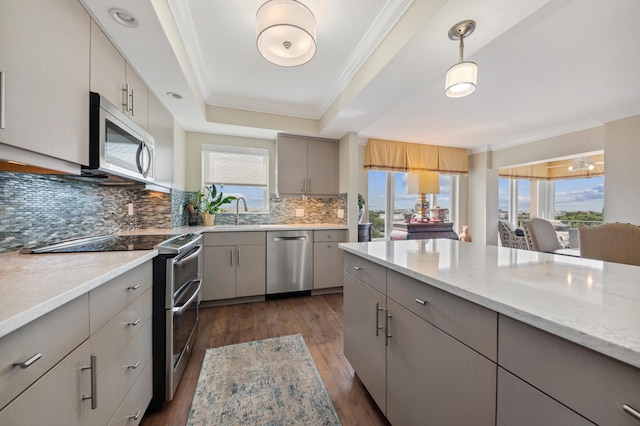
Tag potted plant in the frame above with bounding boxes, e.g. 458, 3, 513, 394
194, 184, 237, 226
358, 193, 365, 223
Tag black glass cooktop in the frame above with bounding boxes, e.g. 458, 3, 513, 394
21, 234, 177, 254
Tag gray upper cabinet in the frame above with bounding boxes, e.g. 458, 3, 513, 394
0, 0, 90, 166
277, 135, 338, 195
90, 20, 149, 131
148, 92, 174, 189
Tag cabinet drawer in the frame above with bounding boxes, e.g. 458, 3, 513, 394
204, 231, 265, 246
0, 339, 92, 425
91, 288, 152, 374
497, 367, 593, 426
108, 357, 152, 426
387, 269, 497, 361
343, 252, 386, 294
87, 317, 152, 425
314, 229, 346, 242
0, 294, 89, 410
90, 261, 152, 334
499, 315, 640, 425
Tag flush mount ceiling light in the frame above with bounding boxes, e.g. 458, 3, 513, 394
445, 20, 477, 98
109, 8, 139, 28
256, 0, 316, 67
568, 157, 597, 171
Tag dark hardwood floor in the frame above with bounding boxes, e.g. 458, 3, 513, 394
141, 293, 389, 426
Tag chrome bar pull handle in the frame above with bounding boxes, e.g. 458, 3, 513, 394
13, 353, 42, 369
127, 360, 141, 370
230, 249, 234, 266
122, 83, 130, 111
415, 298, 427, 305
127, 318, 141, 326
623, 404, 640, 421
0, 71, 5, 129
128, 410, 142, 420
129, 88, 135, 115
353, 266, 362, 271
375, 302, 384, 336
385, 310, 392, 346
82, 353, 98, 409
308, 179, 311, 192
237, 248, 240, 265
127, 283, 141, 291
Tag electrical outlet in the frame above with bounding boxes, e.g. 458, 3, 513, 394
295, 208, 304, 217
337, 209, 344, 218
128, 203, 134, 216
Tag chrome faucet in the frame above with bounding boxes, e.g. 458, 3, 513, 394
236, 197, 247, 225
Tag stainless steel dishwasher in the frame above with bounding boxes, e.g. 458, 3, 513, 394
266, 230, 313, 297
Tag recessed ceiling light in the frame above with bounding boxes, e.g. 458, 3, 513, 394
109, 8, 139, 28
166, 92, 182, 99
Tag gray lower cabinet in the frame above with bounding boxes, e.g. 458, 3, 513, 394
0, 339, 93, 424
343, 258, 496, 424
203, 232, 266, 300
313, 230, 346, 289
343, 272, 387, 412
0, 261, 153, 425
386, 298, 496, 426
497, 367, 594, 426
499, 315, 640, 426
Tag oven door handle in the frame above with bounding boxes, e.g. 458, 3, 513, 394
172, 278, 202, 316
173, 244, 203, 267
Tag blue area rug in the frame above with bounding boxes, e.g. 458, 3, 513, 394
187, 334, 342, 425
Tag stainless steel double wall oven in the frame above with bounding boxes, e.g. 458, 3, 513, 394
150, 233, 203, 409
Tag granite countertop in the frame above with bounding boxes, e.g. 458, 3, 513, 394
0, 250, 157, 339
339, 239, 640, 369
0, 223, 346, 339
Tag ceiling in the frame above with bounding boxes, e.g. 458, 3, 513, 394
80, 0, 640, 153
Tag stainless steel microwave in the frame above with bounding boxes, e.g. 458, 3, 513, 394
85, 92, 155, 183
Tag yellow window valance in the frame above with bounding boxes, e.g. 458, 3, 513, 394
364, 139, 406, 171
364, 139, 468, 174
499, 154, 604, 180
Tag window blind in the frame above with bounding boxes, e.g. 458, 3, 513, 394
202, 144, 269, 186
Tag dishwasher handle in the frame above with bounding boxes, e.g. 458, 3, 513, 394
273, 236, 307, 242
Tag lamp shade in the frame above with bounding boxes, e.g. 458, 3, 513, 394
445, 61, 477, 98
256, 0, 316, 67
406, 172, 440, 194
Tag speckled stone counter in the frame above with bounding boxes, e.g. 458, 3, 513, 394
339, 239, 640, 369
0, 250, 156, 339
1, 223, 347, 339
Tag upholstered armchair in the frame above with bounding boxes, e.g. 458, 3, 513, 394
578, 223, 640, 266
498, 220, 529, 249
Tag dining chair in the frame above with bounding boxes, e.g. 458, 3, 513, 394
522, 218, 562, 253
578, 223, 640, 266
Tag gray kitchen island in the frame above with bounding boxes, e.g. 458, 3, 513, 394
339, 239, 640, 426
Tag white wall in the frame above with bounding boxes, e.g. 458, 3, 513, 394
491, 126, 605, 169
185, 132, 276, 192
468, 152, 499, 245
603, 115, 640, 224
172, 120, 187, 191
340, 132, 366, 242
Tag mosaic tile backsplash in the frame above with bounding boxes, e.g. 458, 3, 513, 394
0, 172, 347, 253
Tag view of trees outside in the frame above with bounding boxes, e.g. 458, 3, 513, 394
367, 171, 452, 239
498, 176, 604, 226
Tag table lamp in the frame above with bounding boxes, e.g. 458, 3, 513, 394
406, 171, 440, 221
